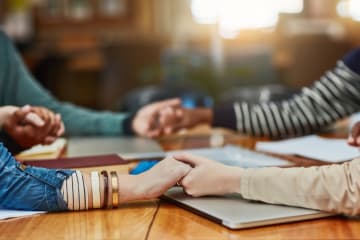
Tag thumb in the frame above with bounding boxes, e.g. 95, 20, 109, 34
24, 112, 45, 127
173, 153, 203, 167
349, 122, 360, 145
12, 105, 32, 123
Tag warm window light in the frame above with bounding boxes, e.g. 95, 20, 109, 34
349, 0, 360, 21
191, 0, 303, 38
337, 1, 350, 17
191, 0, 219, 24
278, 0, 303, 13
337, 0, 360, 21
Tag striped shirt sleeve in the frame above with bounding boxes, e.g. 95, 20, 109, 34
213, 61, 360, 138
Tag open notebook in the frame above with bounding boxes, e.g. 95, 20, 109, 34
16, 138, 67, 161
256, 135, 360, 163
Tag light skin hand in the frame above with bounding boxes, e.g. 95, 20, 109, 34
174, 153, 243, 197
348, 121, 360, 146
132, 98, 182, 138
117, 156, 192, 203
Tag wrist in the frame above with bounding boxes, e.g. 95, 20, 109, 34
0, 106, 18, 128
190, 108, 213, 125
223, 166, 243, 194
118, 174, 142, 203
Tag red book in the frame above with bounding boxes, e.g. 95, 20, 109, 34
22, 154, 127, 169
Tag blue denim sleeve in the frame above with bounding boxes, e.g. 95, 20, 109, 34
0, 143, 75, 211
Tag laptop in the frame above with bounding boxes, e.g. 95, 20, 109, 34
67, 137, 164, 158
161, 146, 334, 229
162, 188, 334, 229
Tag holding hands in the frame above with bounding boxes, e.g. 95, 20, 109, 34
2, 105, 65, 148
132, 98, 182, 138
132, 98, 213, 138
174, 153, 242, 197
120, 156, 192, 202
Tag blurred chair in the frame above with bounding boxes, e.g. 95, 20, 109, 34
99, 38, 165, 111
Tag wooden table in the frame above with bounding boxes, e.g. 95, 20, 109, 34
1, 131, 360, 240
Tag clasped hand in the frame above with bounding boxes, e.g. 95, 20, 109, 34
3, 105, 65, 148
143, 153, 242, 200
132, 98, 212, 138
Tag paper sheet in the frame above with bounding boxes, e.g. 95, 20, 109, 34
167, 145, 290, 168
16, 138, 67, 161
256, 135, 360, 163
0, 209, 45, 221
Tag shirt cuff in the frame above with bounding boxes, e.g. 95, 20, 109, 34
212, 104, 237, 130
0, 131, 25, 155
239, 168, 252, 199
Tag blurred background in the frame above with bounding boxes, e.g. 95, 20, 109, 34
1, 0, 360, 112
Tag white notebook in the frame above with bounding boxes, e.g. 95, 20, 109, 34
0, 210, 45, 221
256, 135, 360, 163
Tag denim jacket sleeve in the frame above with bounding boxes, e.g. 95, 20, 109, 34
0, 143, 74, 211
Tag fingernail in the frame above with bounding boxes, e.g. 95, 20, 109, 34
26, 113, 45, 127
22, 105, 31, 111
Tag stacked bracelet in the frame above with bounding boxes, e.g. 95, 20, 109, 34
91, 172, 101, 209
110, 171, 119, 208
101, 171, 111, 209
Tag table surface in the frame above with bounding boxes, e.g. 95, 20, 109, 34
1, 130, 360, 240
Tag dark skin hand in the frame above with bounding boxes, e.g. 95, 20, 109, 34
348, 121, 360, 146
30, 106, 65, 143
3, 105, 65, 148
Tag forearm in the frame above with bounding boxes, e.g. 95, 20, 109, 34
237, 159, 360, 216
48, 103, 132, 136
212, 62, 360, 138
0, 143, 75, 211
188, 108, 213, 126
61, 171, 146, 210
0, 32, 130, 137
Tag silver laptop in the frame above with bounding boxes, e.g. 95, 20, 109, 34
162, 146, 334, 229
67, 137, 164, 158
162, 188, 334, 229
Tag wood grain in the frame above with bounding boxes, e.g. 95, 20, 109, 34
0, 201, 158, 240
148, 202, 360, 240
1, 130, 359, 239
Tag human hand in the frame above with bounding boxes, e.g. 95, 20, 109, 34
131, 98, 182, 137
174, 153, 242, 197
157, 107, 213, 135
118, 156, 191, 202
29, 106, 65, 143
348, 122, 360, 146
3, 105, 65, 148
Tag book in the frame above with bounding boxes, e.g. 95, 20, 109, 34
22, 154, 127, 169
16, 138, 67, 161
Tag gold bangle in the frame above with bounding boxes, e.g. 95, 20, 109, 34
110, 171, 119, 208
101, 171, 110, 209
